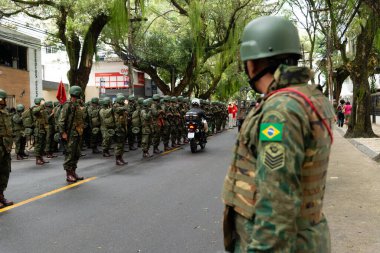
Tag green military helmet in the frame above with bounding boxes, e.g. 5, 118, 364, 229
116, 95, 126, 104
91, 97, 99, 104
137, 97, 144, 105
163, 95, 170, 102
240, 16, 301, 62
132, 126, 140, 134
143, 98, 151, 107
128, 95, 135, 101
16, 104, 25, 112
45, 101, 53, 107
171, 96, 177, 102
34, 97, 44, 105
103, 96, 111, 105
177, 96, 184, 102
152, 94, 160, 101
0, 89, 7, 99
160, 98, 164, 104
69, 85, 82, 97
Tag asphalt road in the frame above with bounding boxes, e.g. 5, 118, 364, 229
0, 129, 237, 253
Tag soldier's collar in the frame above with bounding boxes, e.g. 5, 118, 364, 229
267, 65, 313, 92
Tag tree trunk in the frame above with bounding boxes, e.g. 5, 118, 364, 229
344, 9, 378, 138
334, 66, 350, 102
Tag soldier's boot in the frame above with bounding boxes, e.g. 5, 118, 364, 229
46, 152, 57, 158
153, 146, 162, 154
36, 156, 45, 165
116, 155, 125, 166
103, 150, 111, 157
17, 154, 24, 160
0, 193, 14, 207
73, 169, 84, 181
143, 151, 152, 158
183, 138, 189, 144
92, 147, 101, 154
171, 142, 179, 148
164, 144, 171, 151
120, 156, 128, 165
66, 169, 77, 183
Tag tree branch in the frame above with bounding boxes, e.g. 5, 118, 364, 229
169, 0, 188, 16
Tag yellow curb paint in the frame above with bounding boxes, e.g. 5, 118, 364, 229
0, 177, 97, 213
161, 147, 181, 155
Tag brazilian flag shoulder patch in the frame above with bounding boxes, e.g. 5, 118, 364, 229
259, 123, 283, 142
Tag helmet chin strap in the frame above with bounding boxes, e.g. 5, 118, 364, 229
247, 65, 278, 93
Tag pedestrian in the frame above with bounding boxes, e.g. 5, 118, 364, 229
58, 86, 85, 183
232, 102, 238, 127
228, 103, 234, 129
222, 16, 335, 252
0, 89, 14, 208
344, 101, 352, 125
336, 99, 345, 127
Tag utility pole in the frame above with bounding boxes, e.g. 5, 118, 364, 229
127, 0, 134, 96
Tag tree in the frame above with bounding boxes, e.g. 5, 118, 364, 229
0, 0, 144, 93
308, 0, 380, 137
107, 0, 278, 98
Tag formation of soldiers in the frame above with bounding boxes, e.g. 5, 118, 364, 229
9, 93, 230, 166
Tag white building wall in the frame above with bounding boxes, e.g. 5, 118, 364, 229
27, 47, 42, 107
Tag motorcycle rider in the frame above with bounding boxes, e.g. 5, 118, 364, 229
186, 99, 208, 137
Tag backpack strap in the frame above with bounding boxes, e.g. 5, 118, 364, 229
267, 87, 334, 144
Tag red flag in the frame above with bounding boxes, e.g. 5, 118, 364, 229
56, 80, 67, 104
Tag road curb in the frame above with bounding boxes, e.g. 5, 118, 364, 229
335, 127, 380, 162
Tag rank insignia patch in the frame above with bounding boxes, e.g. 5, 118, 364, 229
263, 143, 285, 170
259, 123, 283, 141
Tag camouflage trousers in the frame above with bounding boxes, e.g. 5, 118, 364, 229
141, 126, 152, 152
114, 128, 126, 156
0, 144, 11, 193
151, 124, 161, 148
162, 124, 171, 146
63, 133, 82, 170
101, 128, 113, 152
45, 126, 55, 153
34, 128, 46, 156
90, 129, 101, 149
170, 122, 179, 145
127, 128, 136, 148
13, 132, 26, 155
233, 212, 331, 253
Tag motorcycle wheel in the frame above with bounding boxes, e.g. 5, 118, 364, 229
190, 139, 197, 153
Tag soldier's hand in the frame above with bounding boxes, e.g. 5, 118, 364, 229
62, 132, 68, 141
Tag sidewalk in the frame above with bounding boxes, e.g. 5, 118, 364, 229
336, 123, 380, 161
326, 126, 380, 252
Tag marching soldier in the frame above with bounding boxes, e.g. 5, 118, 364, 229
151, 94, 164, 154
58, 86, 85, 183
99, 97, 115, 157
114, 95, 128, 165
32, 97, 49, 165
126, 95, 138, 151
44, 101, 57, 158
162, 96, 172, 151
87, 97, 102, 154
12, 104, 28, 160
0, 89, 14, 208
222, 16, 335, 252
140, 99, 153, 158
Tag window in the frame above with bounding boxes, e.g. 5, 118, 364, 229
0, 40, 27, 70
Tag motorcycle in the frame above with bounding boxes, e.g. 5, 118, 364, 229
185, 111, 207, 153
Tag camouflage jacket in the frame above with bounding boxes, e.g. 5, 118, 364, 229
0, 107, 13, 153
58, 101, 85, 137
222, 65, 335, 252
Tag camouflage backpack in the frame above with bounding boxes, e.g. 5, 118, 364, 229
21, 107, 35, 135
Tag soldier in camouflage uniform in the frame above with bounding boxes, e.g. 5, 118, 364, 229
222, 16, 334, 253
161, 96, 172, 151
140, 99, 153, 158
0, 89, 14, 208
114, 95, 128, 165
32, 97, 49, 165
99, 97, 115, 157
151, 94, 164, 154
126, 95, 137, 151
12, 104, 28, 160
58, 86, 86, 183
87, 97, 102, 154
135, 97, 144, 147
44, 101, 57, 158
169, 96, 180, 148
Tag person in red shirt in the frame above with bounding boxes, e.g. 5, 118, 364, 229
228, 103, 234, 129
232, 102, 238, 127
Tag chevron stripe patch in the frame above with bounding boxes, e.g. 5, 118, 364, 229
263, 143, 285, 170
